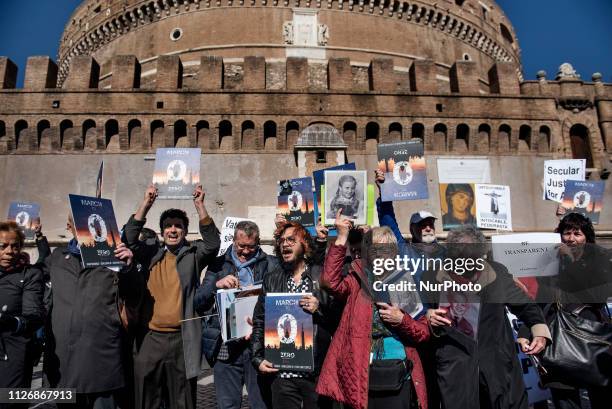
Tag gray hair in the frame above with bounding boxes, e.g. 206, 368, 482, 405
234, 221, 260, 242
363, 226, 399, 270
446, 225, 488, 258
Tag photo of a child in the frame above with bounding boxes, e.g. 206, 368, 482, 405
324, 170, 367, 225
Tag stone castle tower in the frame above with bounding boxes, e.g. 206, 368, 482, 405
0, 0, 610, 240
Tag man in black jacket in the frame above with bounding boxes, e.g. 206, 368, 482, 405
42, 215, 136, 409
195, 221, 278, 409
0, 221, 44, 409
251, 221, 340, 409
123, 184, 220, 409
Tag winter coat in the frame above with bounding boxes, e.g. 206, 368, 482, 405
0, 263, 44, 388
42, 247, 136, 393
123, 215, 220, 380
194, 245, 279, 362
317, 243, 430, 409
423, 261, 550, 409
250, 261, 341, 374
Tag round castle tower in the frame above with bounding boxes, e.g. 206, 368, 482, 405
57, 0, 522, 88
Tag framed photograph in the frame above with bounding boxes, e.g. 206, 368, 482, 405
323, 170, 367, 225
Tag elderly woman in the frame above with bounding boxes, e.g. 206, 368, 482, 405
0, 221, 44, 396
424, 225, 550, 409
317, 210, 430, 409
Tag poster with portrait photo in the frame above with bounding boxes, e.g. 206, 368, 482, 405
560, 180, 605, 224
439, 291, 481, 341
68, 194, 123, 269
324, 170, 367, 225
475, 184, 513, 231
377, 141, 428, 202
153, 148, 201, 199
7, 202, 40, 240
439, 183, 477, 231
312, 163, 356, 210
277, 177, 316, 228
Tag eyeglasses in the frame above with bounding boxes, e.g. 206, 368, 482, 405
278, 236, 297, 246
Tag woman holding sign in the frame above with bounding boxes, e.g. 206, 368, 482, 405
317, 209, 430, 409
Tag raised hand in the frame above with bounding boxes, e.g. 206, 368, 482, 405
374, 169, 385, 189
315, 221, 329, 241
114, 243, 134, 266
274, 213, 287, 228
334, 209, 352, 246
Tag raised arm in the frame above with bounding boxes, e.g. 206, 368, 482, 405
375, 169, 405, 244
192, 185, 221, 264
321, 210, 353, 300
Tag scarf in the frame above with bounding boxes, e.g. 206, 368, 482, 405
230, 246, 260, 287
68, 238, 81, 256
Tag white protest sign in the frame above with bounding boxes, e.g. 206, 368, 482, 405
491, 233, 561, 278
475, 184, 512, 231
543, 159, 585, 203
218, 217, 253, 256
437, 158, 491, 184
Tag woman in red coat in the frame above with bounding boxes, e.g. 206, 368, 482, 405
316, 211, 430, 409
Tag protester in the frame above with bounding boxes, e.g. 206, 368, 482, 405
0, 221, 44, 409
518, 213, 612, 409
424, 225, 550, 409
251, 221, 339, 409
124, 184, 220, 409
317, 211, 430, 409
375, 168, 443, 408
42, 215, 136, 409
195, 221, 278, 409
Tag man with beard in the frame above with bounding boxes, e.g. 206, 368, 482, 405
251, 222, 340, 409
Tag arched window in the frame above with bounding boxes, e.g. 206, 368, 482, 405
219, 120, 233, 149
569, 124, 593, 168
286, 121, 300, 148
389, 122, 402, 141
37, 120, 51, 152
500, 23, 514, 44
0, 121, 6, 145
264, 121, 277, 151
455, 124, 469, 153
174, 120, 189, 147
196, 121, 210, 150
105, 120, 120, 151
128, 119, 142, 150
498, 124, 511, 153
151, 120, 165, 148
241, 121, 256, 149
365, 122, 380, 153
433, 123, 447, 151
518, 125, 531, 152
478, 124, 491, 152
14, 120, 28, 151
538, 126, 551, 153
343, 122, 357, 148
412, 123, 424, 141
83, 119, 97, 150
60, 120, 73, 149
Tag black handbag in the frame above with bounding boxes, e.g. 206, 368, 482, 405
368, 358, 412, 392
541, 303, 612, 388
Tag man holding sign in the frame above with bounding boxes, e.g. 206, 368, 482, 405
124, 184, 220, 409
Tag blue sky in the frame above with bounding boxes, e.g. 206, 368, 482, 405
0, 0, 610, 86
